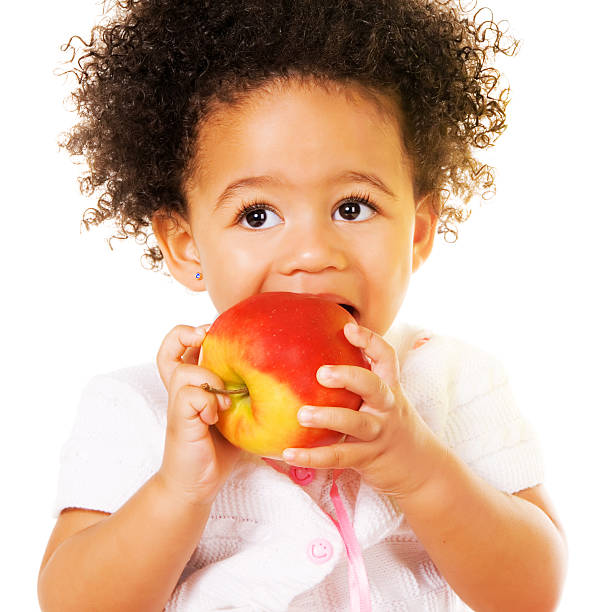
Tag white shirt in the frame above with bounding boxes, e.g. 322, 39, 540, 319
52, 322, 545, 611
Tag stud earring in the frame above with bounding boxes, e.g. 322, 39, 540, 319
195, 273, 201, 279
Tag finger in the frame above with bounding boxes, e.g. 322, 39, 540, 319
282, 440, 373, 470
297, 405, 380, 442
176, 385, 219, 427
316, 363, 394, 412
182, 346, 201, 365
170, 363, 232, 412
157, 324, 208, 389
200, 403, 219, 426
189, 324, 213, 366
343, 323, 400, 388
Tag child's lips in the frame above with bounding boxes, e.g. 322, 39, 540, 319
310, 293, 357, 311
295, 292, 360, 319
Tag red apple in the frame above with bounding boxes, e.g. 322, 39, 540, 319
199, 291, 371, 458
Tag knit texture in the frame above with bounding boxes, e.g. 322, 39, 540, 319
52, 321, 545, 611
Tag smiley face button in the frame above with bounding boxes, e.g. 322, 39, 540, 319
290, 466, 315, 485
307, 538, 334, 564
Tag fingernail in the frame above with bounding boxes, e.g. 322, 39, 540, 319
345, 322, 359, 334
194, 326, 207, 336
220, 395, 231, 410
317, 366, 333, 382
297, 406, 313, 424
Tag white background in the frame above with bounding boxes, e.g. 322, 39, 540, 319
2, 1, 601, 609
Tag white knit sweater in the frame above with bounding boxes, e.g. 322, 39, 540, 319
52, 322, 545, 611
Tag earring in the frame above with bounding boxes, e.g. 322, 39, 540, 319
195, 273, 202, 279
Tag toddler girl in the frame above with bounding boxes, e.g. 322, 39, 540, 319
38, 1, 567, 610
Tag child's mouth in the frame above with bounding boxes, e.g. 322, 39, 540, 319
339, 303, 358, 318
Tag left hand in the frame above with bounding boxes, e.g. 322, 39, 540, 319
282, 322, 449, 499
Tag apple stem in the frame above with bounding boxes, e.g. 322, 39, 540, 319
200, 383, 249, 396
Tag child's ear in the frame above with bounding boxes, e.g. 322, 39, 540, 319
412, 194, 438, 273
151, 210, 206, 291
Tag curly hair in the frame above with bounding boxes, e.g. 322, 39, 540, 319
59, 0, 519, 272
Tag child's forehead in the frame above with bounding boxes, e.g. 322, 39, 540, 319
200, 76, 404, 136
192, 77, 410, 180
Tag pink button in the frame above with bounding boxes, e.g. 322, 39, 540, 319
307, 538, 333, 564
290, 466, 315, 485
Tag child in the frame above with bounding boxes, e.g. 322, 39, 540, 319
38, 1, 567, 610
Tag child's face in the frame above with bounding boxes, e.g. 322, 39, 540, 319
154, 81, 437, 336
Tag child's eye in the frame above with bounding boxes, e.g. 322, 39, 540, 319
234, 192, 380, 230
235, 202, 282, 230
333, 194, 379, 222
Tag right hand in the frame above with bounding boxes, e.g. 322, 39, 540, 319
155, 324, 242, 505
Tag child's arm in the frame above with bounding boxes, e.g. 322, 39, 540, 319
39, 324, 242, 612
394, 449, 567, 611
38, 474, 213, 612
282, 322, 567, 611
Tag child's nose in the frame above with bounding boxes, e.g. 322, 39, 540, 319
278, 220, 348, 275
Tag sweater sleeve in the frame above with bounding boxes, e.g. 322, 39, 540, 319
399, 334, 545, 496
441, 340, 545, 494
52, 369, 164, 517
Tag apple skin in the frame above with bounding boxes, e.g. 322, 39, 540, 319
200, 291, 371, 458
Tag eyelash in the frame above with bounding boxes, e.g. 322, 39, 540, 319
233, 190, 381, 225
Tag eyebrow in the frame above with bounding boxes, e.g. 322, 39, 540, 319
212, 170, 396, 212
